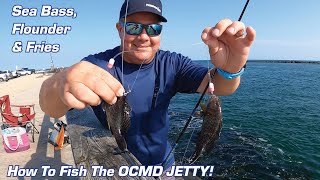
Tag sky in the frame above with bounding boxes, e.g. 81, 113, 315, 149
1, 0, 320, 70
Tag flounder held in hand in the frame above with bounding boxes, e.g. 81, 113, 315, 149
103, 95, 131, 153
190, 95, 223, 164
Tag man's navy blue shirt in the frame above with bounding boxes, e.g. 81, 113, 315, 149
84, 46, 207, 169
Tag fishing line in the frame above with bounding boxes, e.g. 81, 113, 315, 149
118, 0, 250, 92
111, 50, 136, 60
109, 48, 160, 94
113, 0, 163, 95
126, 58, 148, 95
179, 61, 212, 164
45, 35, 54, 69
180, 116, 198, 164
161, 0, 252, 167
121, 0, 130, 87
184, 0, 250, 52
161, 84, 208, 166
114, 0, 149, 95
108, 0, 133, 162
179, 60, 210, 164
109, 0, 251, 169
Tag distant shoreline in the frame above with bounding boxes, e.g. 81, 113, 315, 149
196, 60, 320, 64
247, 60, 320, 64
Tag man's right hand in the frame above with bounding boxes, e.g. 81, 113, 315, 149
39, 61, 124, 118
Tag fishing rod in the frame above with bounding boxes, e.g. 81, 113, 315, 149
161, 0, 251, 167
238, 0, 250, 21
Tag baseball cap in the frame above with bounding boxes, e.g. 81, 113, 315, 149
119, 0, 167, 22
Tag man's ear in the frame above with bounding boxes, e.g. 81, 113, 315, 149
116, 22, 122, 38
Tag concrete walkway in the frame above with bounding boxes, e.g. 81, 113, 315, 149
0, 74, 75, 179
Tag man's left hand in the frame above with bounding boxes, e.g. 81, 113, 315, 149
201, 19, 256, 73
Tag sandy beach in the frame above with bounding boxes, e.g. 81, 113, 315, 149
0, 74, 75, 179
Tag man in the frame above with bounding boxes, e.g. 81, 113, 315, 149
39, 0, 256, 177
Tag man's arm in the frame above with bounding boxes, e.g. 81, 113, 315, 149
39, 61, 124, 118
197, 69, 240, 95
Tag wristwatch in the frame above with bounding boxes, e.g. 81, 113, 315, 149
217, 66, 245, 80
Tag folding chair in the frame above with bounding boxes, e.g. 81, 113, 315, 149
0, 95, 39, 142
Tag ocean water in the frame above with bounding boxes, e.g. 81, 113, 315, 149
168, 61, 320, 179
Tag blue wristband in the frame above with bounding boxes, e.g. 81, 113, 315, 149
217, 67, 245, 80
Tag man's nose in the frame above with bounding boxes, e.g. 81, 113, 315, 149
138, 28, 149, 40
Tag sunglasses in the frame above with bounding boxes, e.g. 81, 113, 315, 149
120, 21, 162, 37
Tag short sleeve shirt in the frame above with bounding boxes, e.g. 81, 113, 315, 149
84, 46, 207, 169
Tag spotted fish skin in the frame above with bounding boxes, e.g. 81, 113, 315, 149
103, 95, 131, 153
190, 95, 222, 164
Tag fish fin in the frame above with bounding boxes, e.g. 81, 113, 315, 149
189, 147, 204, 164
55, 125, 65, 150
200, 103, 207, 112
113, 129, 128, 152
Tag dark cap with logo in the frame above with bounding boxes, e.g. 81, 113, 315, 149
119, 0, 167, 22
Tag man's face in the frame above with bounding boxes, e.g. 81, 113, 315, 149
117, 12, 161, 64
